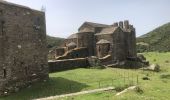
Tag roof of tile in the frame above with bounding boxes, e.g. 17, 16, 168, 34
95, 26, 122, 35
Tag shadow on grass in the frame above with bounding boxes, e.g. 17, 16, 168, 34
0, 77, 89, 100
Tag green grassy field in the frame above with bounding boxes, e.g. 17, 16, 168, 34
0, 52, 170, 100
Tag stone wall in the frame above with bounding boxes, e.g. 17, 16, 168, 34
48, 58, 89, 72
77, 32, 95, 56
60, 38, 77, 47
0, 1, 48, 95
96, 43, 110, 58
56, 47, 88, 60
112, 28, 126, 61
55, 47, 66, 57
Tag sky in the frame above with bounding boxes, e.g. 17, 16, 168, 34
6, 0, 170, 38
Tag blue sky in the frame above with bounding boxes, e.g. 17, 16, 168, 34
6, 0, 170, 38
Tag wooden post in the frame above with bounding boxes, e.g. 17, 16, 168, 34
124, 76, 125, 85
112, 79, 113, 86
99, 81, 100, 88
69, 84, 72, 93
137, 75, 139, 85
132, 73, 133, 85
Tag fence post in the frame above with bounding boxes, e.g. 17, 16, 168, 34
112, 79, 113, 86
99, 81, 100, 88
124, 76, 125, 85
69, 84, 72, 93
137, 75, 139, 85
128, 72, 129, 84
132, 73, 133, 85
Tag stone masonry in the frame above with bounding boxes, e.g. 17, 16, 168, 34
48, 20, 137, 71
50, 21, 136, 61
0, 1, 48, 95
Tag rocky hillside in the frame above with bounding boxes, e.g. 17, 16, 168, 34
137, 22, 170, 52
47, 35, 64, 49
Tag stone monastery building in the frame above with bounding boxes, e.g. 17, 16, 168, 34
50, 20, 136, 63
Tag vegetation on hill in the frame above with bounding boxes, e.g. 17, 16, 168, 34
1, 52, 170, 100
46, 35, 64, 49
137, 22, 170, 52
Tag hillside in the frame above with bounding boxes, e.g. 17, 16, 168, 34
137, 22, 170, 52
47, 35, 64, 49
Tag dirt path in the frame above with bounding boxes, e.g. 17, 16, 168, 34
35, 87, 115, 100
116, 86, 136, 96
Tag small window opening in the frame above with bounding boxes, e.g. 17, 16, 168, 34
76, 53, 79, 57
3, 68, 6, 78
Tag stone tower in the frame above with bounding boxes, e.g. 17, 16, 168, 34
0, 1, 48, 95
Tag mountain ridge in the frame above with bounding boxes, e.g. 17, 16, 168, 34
137, 22, 170, 52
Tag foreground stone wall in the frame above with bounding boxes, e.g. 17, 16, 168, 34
0, 1, 48, 95
48, 58, 89, 72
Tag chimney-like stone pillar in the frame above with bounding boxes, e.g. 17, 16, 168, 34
113, 22, 118, 27
119, 21, 123, 28
124, 20, 129, 29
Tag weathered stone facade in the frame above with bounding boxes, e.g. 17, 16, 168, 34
50, 21, 136, 60
48, 20, 137, 71
0, 1, 48, 95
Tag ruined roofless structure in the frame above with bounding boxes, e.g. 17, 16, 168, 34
0, 1, 48, 95
49, 20, 136, 69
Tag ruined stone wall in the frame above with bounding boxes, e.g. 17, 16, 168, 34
99, 55, 112, 65
55, 48, 66, 57
60, 38, 77, 47
0, 2, 48, 95
48, 58, 89, 72
48, 50, 56, 60
56, 47, 88, 60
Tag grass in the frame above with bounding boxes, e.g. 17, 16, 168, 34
1, 52, 170, 100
